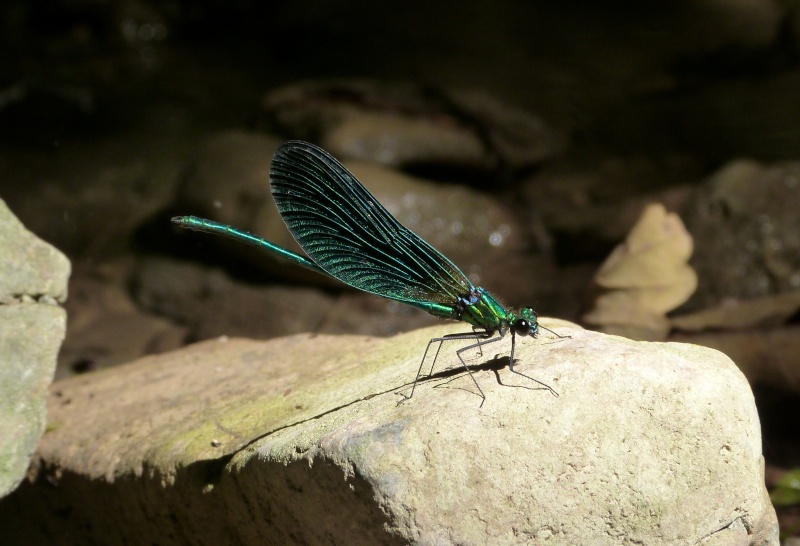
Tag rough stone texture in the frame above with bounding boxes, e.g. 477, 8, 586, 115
682, 159, 800, 312
0, 320, 777, 545
0, 200, 70, 305
0, 199, 70, 497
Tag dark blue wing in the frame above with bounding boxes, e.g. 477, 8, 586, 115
269, 141, 473, 306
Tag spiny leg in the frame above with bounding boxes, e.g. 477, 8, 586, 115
401, 330, 494, 402
507, 333, 559, 397
471, 326, 485, 357
453, 334, 505, 405
402, 336, 446, 402
427, 328, 484, 378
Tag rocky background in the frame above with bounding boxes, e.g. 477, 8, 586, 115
1, 0, 799, 540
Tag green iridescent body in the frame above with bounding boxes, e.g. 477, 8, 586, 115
174, 219, 530, 336
173, 141, 555, 403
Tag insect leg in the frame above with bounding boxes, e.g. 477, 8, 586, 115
472, 326, 484, 356
454, 333, 504, 405
401, 330, 493, 402
507, 333, 559, 397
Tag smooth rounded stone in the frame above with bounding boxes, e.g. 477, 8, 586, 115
0, 199, 69, 497
444, 88, 564, 167
176, 130, 283, 229
671, 325, 800, 393
671, 291, 800, 332
681, 159, 800, 311
322, 111, 492, 170
172, 130, 315, 277
0, 323, 777, 545
317, 291, 440, 337
260, 79, 560, 171
133, 256, 335, 339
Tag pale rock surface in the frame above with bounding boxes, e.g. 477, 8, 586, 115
0, 199, 70, 497
0, 320, 777, 545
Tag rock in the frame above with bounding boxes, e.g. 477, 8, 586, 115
671, 326, 800, 394
444, 88, 565, 167
317, 291, 439, 336
172, 130, 333, 286
259, 79, 560, 172
260, 79, 494, 170
0, 203, 69, 305
0, 322, 777, 545
322, 111, 492, 170
682, 160, 800, 312
1, 125, 187, 259
132, 256, 338, 339
583, 204, 697, 341
671, 291, 800, 332
57, 259, 188, 379
176, 130, 283, 235
0, 199, 70, 497
522, 154, 699, 261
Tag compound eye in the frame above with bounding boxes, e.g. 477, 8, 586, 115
513, 318, 532, 336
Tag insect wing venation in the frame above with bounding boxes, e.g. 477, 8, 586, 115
270, 141, 472, 306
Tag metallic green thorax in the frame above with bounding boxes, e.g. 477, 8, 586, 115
456, 288, 508, 331
406, 287, 520, 334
